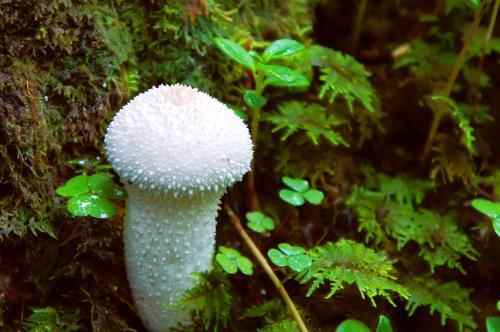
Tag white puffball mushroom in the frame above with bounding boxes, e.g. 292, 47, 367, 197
104, 84, 253, 332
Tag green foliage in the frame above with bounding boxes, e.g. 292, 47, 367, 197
404, 277, 476, 331
445, 0, 481, 14
471, 198, 500, 236
310, 45, 378, 113
487, 317, 500, 332
297, 239, 409, 305
279, 176, 325, 206
214, 37, 255, 70
347, 170, 477, 272
264, 101, 348, 146
429, 95, 476, 154
23, 307, 80, 332
262, 39, 305, 62
258, 319, 300, 332
216, 246, 254, 275
246, 211, 275, 233
244, 90, 267, 110
336, 319, 371, 332
56, 172, 125, 219
376, 315, 394, 332
178, 270, 233, 332
268, 243, 312, 272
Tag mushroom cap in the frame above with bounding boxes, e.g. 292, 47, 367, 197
105, 84, 253, 196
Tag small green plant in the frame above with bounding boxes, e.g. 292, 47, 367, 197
267, 243, 312, 273
246, 211, 275, 234
335, 315, 394, 332
215, 246, 254, 275
471, 198, 500, 236
297, 239, 409, 305
279, 176, 325, 206
56, 159, 125, 219
488, 317, 500, 332
177, 270, 233, 332
23, 307, 80, 332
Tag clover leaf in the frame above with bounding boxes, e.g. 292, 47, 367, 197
216, 246, 254, 276
246, 211, 275, 233
279, 176, 325, 206
267, 243, 312, 272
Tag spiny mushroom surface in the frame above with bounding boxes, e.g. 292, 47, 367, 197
104, 84, 253, 332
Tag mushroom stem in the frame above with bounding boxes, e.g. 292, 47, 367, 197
125, 186, 223, 332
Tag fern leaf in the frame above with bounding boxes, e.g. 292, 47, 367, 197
264, 101, 348, 146
429, 95, 476, 154
24, 307, 80, 332
297, 239, 409, 306
404, 277, 477, 331
177, 270, 233, 332
310, 46, 377, 113
386, 205, 478, 273
346, 187, 387, 243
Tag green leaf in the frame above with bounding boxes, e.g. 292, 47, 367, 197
216, 246, 254, 275
268, 244, 311, 272
243, 90, 267, 110
264, 101, 348, 146
376, 315, 394, 332
471, 198, 500, 237
267, 249, 288, 267
214, 38, 255, 70
283, 176, 310, 192
288, 254, 312, 272
246, 211, 275, 233
88, 173, 125, 199
236, 256, 254, 275
262, 39, 305, 62
303, 189, 325, 205
67, 194, 116, 219
56, 175, 90, 197
279, 189, 305, 206
216, 252, 238, 274
336, 319, 371, 332
258, 64, 310, 88
487, 317, 500, 332
278, 243, 306, 255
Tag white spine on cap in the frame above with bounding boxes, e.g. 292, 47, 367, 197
104, 84, 253, 331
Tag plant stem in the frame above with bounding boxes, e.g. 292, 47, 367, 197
224, 203, 310, 332
486, 0, 500, 45
421, 8, 483, 161
351, 0, 368, 53
245, 74, 265, 211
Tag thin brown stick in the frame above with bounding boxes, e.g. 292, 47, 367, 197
224, 203, 310, 332
351, 0, 368, 53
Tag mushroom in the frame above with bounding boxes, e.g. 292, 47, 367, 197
104, 84, 253, 332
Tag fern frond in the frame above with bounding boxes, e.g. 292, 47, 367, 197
24, 307, 80, 332
264, 101, 348, 146
297, 239, 409, 306
178, 270, 233, 332
386, 206, 478, 272
404, 276, 477, 331
346, 187, 387, 243
429, 95, 476, 154
310, 46, 377, 113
